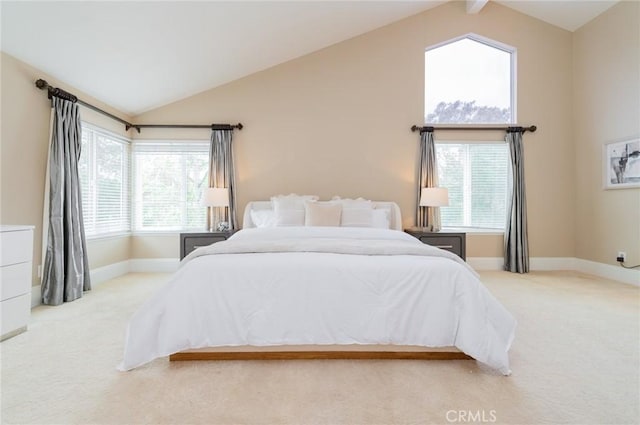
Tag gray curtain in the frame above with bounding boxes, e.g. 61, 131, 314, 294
42, 97, 91, 305
208, 129, 237, 230
504, 130, 529, 273
416, 130, 441, 230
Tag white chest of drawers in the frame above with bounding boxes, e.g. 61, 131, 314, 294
1, 225, 34, 341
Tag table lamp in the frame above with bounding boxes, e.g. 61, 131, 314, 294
420, 187, 449, 232
200, 187, 229, 231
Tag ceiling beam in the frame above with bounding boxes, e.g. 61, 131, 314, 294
466, 0, 489, 14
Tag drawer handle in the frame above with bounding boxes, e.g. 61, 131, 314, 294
435, 245, 454, 249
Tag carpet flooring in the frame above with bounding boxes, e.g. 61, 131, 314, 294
1, 271, 638, 424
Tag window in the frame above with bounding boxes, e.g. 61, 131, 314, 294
425, 34, 515, 230
78, 124, 131, 237
132, 141, 209, 232
425, 35, 515, 124
437, 143, 509, 230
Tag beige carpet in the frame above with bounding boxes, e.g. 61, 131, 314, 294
1, 271, 638, 425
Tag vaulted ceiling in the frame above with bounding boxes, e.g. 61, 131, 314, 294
1, 1, 617, 115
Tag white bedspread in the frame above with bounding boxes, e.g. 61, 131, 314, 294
119, 227, 516, 374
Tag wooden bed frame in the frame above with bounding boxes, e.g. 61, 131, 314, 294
169, 346, 473, 362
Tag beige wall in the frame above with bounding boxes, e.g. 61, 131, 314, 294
573, 1, 640, 266
0, 52, 132, 286
131, 235, 178, 259
133, 1, 575, 259
8, 1, 634, 269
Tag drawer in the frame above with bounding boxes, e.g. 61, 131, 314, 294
0, 229, 33, 266
1, 293, 30, 339
183, 236, 227, 257
1, 262, 32, 301
418, 236, 462, 256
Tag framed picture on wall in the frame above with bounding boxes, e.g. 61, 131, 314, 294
603, 138, 640, 189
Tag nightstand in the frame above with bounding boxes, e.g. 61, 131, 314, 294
404, 229, 466, 261
180, 231, 235, 260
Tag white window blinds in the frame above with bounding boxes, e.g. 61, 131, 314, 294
132, 141, 209, 232
78, 124, 131, 237
436, 143, 509, 230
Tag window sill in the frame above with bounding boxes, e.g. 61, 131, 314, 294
86, 232, 131, 241
131, 229, 207, 236
131, 231, 182, 237
442, 227, 504, 236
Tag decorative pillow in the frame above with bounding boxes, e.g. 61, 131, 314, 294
271, 194, 319, 208
331, 197, 375, 227
250, 209, 277, 228
272, 194, 319, 226
304, 201, 342, 227
371, 209, 390, 229
341, 208, 374, 227
274, 209, 305, 226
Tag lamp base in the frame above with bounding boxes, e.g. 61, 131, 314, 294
415, 224, 440, 233
409, 225, 441, 233
205, 221, 229, 232
422, 225, 441, 233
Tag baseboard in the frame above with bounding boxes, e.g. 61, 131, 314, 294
90, 260, 131, 286
468, 257, 578, 271
574, 258, 640, 287
129, 258, 180, 273
468, 256, 638, 286
529, 257, 577, 271
467, 257, 503, 270
87, 257, 640, 286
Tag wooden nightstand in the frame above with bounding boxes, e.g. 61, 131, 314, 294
179, 231, 235, 260
404, 229, 466, 261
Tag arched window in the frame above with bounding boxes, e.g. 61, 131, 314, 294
425, 34, 516, 230
425, 34, 515, 124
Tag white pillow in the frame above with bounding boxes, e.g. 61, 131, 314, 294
250, 209, 277, 228
331, 197, 375, 227
271, 194, 319, 208
341, 208, 373, 227
371, 209, 390, 229
272, 194, 319, 226
275, 209, 305, 226
304, 201, 342, 227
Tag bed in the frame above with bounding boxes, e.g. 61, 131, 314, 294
118, 196, 516, 375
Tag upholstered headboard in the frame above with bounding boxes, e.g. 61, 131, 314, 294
242, 201, 403, 231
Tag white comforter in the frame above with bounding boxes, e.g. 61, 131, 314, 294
119, 227, 516, 374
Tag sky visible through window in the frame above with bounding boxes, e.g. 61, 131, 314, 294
425, 37, 512, 124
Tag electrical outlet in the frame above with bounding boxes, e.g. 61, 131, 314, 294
617, 252, 626, 262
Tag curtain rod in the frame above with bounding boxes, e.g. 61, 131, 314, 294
411, 124, 537, 134
35, 79, 243, 134
126, 123, 243, 132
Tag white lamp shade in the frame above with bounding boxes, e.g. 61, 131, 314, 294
200, 187, 229, 207
420, 187, 449, 207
